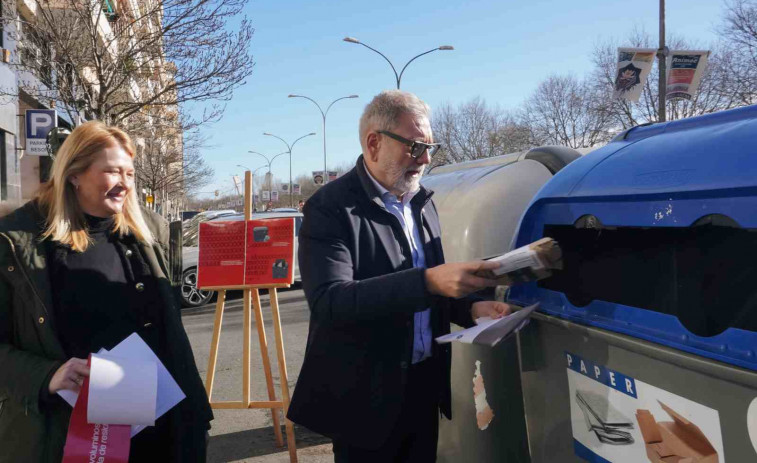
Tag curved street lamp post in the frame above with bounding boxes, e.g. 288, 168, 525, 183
248, 151, 288, 208
262, 132, 316, 207
236, 164, 267, 211
288, 94, 358, 187
342, 37, 453, 89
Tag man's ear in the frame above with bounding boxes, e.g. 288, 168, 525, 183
365, 132, 381, 162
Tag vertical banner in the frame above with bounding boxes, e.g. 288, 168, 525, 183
565, 352, 724, 463
666, 51, 709, 101
613, 48, 656, 102
312, 171, 324, 185
281, 184, 289, 192
262, 191, 270, 201
271, 191, 279, 202
328, 171, 338, 182
293, 183, 301, 195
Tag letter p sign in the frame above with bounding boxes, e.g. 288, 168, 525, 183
25, 109, 57, 155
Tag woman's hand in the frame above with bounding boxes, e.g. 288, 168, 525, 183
48, 358, 90, 393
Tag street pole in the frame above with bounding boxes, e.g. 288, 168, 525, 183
249, 151, 288, 209
263, 132, 315, 207
658, 0, 667, 122
343, 37, 453, 89
288, 95, 358, 185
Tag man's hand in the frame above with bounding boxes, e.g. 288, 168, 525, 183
425, 260, 501, 298
471, 301, 512, 321
48, 358, 90, 394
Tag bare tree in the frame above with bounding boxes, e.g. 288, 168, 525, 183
431, 97, 532, 168
718, 0, 757, 105
520, 74, 615, 148
5, 0, 254, 126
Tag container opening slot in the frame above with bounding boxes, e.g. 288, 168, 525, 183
539, 223, 757, 337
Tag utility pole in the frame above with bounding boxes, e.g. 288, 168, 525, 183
658, 0, 667, 122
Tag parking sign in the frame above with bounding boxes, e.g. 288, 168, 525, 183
25, 109, 57, 156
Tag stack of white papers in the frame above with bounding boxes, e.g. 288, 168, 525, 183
58, 332, 186, 437
435, 303, 539, 347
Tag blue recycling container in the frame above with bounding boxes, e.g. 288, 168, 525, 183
509, 104, 757, 372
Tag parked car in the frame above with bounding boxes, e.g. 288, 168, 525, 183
179, 211, 304, 308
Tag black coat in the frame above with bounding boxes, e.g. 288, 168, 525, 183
287, 156, 477, 450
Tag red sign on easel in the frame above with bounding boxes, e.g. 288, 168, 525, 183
197, 217, 295, 288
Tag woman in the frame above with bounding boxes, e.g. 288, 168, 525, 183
0, 121, 212, 462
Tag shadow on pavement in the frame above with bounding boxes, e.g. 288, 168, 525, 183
208, 424, 331, 461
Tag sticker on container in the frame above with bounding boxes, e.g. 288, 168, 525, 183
748, 397, 757, 456
565, 351, 725, 462
472, 360, 494, 430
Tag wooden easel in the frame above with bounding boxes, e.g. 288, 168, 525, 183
203, 170, 298, 462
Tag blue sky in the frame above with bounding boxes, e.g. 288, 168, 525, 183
195, 0, 725, 198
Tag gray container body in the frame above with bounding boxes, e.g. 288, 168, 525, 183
423, 154, 564, 462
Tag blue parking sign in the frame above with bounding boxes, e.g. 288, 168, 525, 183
25, 109, 57, 155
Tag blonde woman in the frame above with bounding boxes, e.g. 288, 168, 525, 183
0, 121, 212, 462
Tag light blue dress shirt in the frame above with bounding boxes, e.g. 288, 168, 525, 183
365, 168, 432, 364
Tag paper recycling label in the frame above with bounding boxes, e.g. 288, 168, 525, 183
566, 352, 725, 463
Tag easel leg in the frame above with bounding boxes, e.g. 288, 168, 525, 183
243, 288, 251, 406
269, 288, 298, 462
205, 289, 227, 401
252, 289, 284, 447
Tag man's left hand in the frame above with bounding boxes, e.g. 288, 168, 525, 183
471, 301, 512, 321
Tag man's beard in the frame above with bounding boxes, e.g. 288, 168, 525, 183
381, 159, 424, 196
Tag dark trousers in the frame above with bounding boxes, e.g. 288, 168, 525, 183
332, 358, 440, 463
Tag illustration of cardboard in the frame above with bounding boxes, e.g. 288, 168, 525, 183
636, 401, 718, 463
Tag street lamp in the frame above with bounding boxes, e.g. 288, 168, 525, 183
248, 151, 288, 208
236, 164, 267, 211
262, 132, 316, 207
342, 37, 454, 89
288, 94, 358, 187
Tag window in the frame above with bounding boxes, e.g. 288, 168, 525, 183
17, 20, 52, 85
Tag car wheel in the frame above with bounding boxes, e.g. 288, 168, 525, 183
180, 267, 214, 307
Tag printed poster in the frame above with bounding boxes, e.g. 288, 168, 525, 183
197, 221, 246, 287
245, 218, 295, 285
566, 352, 724, 463
271, 191, 279, 202
666, 50, 709, 101
613, 48, 656, 102
197, 218, 295, 288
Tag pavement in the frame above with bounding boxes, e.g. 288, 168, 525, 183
181, 286, 334, 463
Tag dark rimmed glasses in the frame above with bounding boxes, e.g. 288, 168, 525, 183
378, 130, 442, 159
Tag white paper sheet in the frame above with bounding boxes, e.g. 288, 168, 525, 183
108, 333, 186, 436
435, 303, 538, 347
87, 353, 157, 426
56, 333, 186, 437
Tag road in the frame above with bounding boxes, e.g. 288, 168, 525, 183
181, 286, 334, 462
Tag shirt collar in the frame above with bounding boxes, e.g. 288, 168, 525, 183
363, 163, 419, 205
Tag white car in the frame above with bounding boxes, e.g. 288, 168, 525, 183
179, 211, 304, 307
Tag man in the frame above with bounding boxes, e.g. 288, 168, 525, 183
287, 90, 509, 462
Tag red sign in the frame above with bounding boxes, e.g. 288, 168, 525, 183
62, 358, 131, 463
198, 218, 295, 288
197, 221, 246, 287
245, 218, 295, 285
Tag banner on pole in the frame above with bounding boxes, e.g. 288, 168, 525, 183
328, 171, 338, 182
666, 50, 709, 101
613, 48, 656, 102
271, 191, 279, 202
281, 184, 289, 192
312, 171, 325, 185
262, 191, 270, 201
293, 183, 301, 195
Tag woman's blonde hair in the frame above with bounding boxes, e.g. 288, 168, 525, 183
36, 120, 154, 252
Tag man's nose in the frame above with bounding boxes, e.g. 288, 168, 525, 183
416, 148, 431, 165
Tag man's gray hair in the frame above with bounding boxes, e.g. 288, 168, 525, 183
359, 90, 431, 150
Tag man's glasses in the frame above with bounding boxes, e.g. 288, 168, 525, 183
378, 130, 442, 159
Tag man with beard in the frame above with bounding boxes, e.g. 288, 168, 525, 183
287, 90, 511, 462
